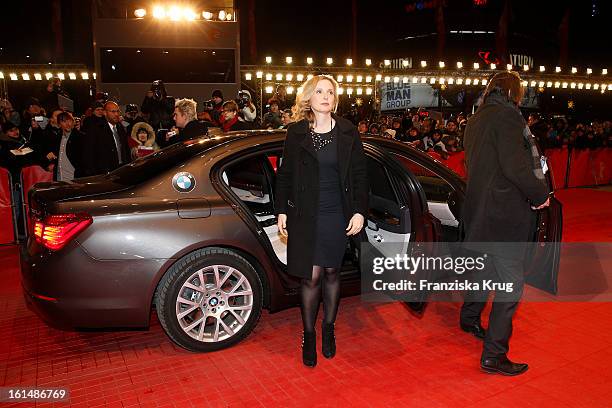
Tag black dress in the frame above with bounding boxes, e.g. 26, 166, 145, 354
312, 126, 347, 268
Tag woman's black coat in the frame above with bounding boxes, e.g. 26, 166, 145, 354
274, 115, 369, 279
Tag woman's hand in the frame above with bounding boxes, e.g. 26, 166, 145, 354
346, 213, 365, 236
277, 214, 288, 237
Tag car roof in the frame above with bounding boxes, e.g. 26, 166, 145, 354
191, 130, 463, 184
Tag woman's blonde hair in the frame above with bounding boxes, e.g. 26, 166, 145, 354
291, 75, 339, 127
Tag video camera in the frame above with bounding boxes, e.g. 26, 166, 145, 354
236, 90, 251, 110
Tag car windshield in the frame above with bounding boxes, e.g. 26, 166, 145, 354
103, 136, 241, 186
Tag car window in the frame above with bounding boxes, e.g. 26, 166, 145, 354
366, 156, 401, 225
223, 155, 273, 217
389, 153, 453, 203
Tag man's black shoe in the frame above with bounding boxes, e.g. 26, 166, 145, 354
481, 356, 528, 376
460, 322, 486, 340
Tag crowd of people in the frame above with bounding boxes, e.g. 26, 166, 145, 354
1, 77, 611, 183
353, 111, 612, 161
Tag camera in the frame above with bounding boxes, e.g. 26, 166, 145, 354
150, 80, 166, 100
34, 116, 44, 122
95, 91, 109, 103
202, 99, 215, 111
236, 91, 251, 110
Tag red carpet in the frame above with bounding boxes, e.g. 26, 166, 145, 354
0, 188, 611, 407
555, 188, 612, 242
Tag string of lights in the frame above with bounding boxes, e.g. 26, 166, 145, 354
243, 59, 611, 95
0, 70, 95, 81
1, 59, 609, 94
257, 56, 609, 76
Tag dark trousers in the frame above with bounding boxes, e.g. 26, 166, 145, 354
460, 254, 525, 361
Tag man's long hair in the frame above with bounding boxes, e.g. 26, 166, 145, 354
482, 71, 525, 106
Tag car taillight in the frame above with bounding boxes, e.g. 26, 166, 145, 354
33, 213, 92, 250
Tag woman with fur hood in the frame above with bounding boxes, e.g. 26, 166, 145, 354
128, 122, 159, 159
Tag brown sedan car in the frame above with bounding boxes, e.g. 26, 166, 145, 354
21, 130, 561, 351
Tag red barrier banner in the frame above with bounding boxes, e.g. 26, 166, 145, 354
21, 165, 53, 203
444, 152, 467, 178
591, 148, 612, 186
429, 147, 609, 189
0, 168, 15, 244
427, 151, 467, 178
568, 148, 612, 188
20, 165, 54, 232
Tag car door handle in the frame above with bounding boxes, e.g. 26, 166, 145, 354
367, 220, 379, 231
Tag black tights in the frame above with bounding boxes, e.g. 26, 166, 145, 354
300, 265, 340, 333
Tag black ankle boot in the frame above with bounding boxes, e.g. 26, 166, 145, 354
321, 322, 336, 359
302, 331, 317, 367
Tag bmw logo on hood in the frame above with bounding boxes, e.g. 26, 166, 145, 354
172, 172, 196, 193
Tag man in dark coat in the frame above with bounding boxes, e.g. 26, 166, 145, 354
459, 71, 550, 376
164, 98, 208, 147
55, 111, 88, 180
82, 101, 131, 176
81, 101, 106, 134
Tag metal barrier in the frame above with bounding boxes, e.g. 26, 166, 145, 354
20, 165, 54, 235
0, 167, 17, 245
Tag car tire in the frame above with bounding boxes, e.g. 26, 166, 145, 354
156, 247, 263, 352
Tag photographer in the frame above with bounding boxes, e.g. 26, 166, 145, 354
41, 77, 69, 113
30, 108, 64, 170
81, 101, 106, 135
236, 90, 256, 129
262, 101, 282, 129
141, 80, 175, 130
122, 104, 145, 134
201, 90, 224, 126
20, 98, 46, 140
267, 84, 290, 110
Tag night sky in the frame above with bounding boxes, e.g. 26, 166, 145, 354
1, 0, 610, 68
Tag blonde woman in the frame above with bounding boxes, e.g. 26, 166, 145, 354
274, 75, 369, 367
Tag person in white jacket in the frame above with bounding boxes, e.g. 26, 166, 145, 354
238, 90, 256, 127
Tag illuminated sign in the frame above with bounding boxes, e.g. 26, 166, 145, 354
478, 51, 500, 65
509, 54, 534, 68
